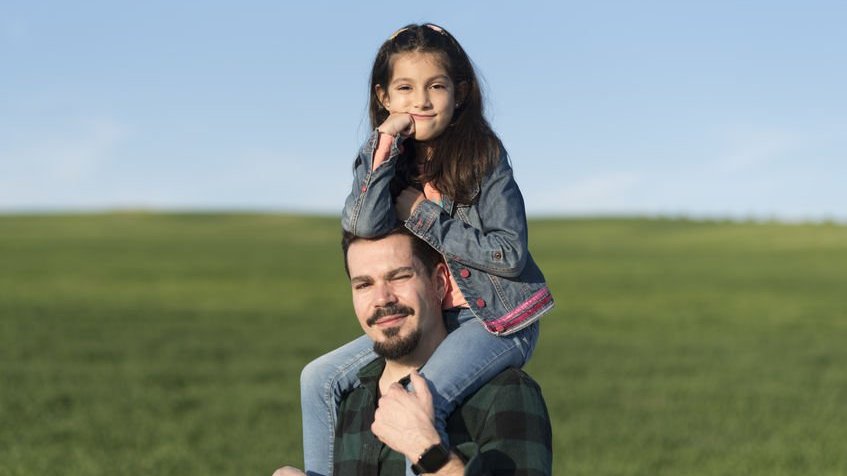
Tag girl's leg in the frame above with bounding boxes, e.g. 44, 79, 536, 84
300, 334, 376, 476
404, 310, 540, 475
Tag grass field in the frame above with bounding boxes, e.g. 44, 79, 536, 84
1, 213, 846, 475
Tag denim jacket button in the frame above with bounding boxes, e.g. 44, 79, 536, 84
475, 298, 486, 308
493, 251, 503, 260
361, 185, 367, 192
459, 268, 470, 279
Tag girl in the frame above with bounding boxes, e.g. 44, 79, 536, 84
301, 23, 554, 476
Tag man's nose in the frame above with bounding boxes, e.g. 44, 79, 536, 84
373, 282, 397, 306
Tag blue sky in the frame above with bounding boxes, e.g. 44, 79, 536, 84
2, 0, 845, 220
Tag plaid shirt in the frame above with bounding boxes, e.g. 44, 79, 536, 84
333, 358, 552, 475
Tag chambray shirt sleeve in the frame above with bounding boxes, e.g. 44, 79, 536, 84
405, 152, 530, 278
453, 371, 553, 475
341, 129, 406, 237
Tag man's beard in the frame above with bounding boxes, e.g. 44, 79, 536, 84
368, 303, 420, 360
373, 327, 422, 360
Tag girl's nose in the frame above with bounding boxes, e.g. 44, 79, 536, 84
414, 90, 432, 109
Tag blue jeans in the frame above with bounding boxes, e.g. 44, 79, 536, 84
300, 309, 540, 476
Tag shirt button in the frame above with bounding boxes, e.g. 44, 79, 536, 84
476, 298, 486, 308
459, 268, 470, 278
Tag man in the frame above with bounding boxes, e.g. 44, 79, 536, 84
277, 229, 552, 475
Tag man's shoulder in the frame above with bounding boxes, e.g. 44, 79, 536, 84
489, 367, 542, 388
449, 367, 549, 428
473, 367, 545, 402
446, 368, 552, 474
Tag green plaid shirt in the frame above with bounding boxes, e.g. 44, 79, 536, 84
333, 358, 552, 475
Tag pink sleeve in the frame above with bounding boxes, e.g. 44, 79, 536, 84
372, 132, 395, 171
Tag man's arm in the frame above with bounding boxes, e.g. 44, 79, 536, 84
453, 369, 553, 475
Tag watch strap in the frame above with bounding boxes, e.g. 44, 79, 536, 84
411, 442, 450, 474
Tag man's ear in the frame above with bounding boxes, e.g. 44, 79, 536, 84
433, 262, 450, 301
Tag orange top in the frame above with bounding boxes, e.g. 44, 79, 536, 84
419, 182, 469, 309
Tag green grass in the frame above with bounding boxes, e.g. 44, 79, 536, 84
1, 213, 846, 475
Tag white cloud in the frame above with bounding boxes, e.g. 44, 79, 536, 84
528, 172, 643, 214
52, 119, 128, 181
190, 147, 348, 211
76, 146, 351, 213
0, 117, 130, 208
711, 125, 802, 173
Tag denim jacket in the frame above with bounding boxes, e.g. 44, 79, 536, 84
342, 130, 554, 335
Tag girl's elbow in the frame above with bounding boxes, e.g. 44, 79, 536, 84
353, 225, 385, 239
344, 215, 394, 238
492, 248, 528, 277
342, 201, 387, 238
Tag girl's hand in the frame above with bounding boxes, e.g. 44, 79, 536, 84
378, 113, 415, 138
396, 187, 426, 220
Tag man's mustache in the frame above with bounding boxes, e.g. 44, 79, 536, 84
366, 304, 415, 327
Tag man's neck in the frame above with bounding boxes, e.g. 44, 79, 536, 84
378, 328, 445, 395
379, 360, 421, 394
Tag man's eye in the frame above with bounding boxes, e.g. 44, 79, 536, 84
393, 274, 412, 281
354, 283, 371, 290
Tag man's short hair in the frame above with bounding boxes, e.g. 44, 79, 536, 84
341, 227, 443, 277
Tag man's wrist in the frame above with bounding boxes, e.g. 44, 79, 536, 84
411, 442, 451, 475
406, 431, 442, 463
432, 452, 465, 475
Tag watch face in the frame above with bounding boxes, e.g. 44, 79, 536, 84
413, 443, 450, 474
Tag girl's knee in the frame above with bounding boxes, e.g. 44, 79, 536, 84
514, 322, 540, 363
300, 355, 331, 391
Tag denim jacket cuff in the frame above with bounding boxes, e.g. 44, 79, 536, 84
360, 129, 405, 170
405, 199, 443, 246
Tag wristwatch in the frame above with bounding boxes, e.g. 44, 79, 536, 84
411, 442, 450, 474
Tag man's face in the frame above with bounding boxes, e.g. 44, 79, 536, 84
347, 234, 446, 360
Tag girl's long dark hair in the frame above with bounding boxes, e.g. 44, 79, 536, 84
368, 23, 503, 204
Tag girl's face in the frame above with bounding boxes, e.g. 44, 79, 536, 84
378, 52, 457, 142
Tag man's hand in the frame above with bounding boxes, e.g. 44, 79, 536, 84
378, 113, 415, 138
372, 371, 465, 474
271, 466, 305, 476
396, 187, 426, 220
371, 370, 441, 462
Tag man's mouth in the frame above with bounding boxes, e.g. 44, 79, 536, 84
367, 305, 414, 327
373, 314, 406, 327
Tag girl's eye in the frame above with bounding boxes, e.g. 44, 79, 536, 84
431, 84, 446, 89
397, 85, 412, 91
